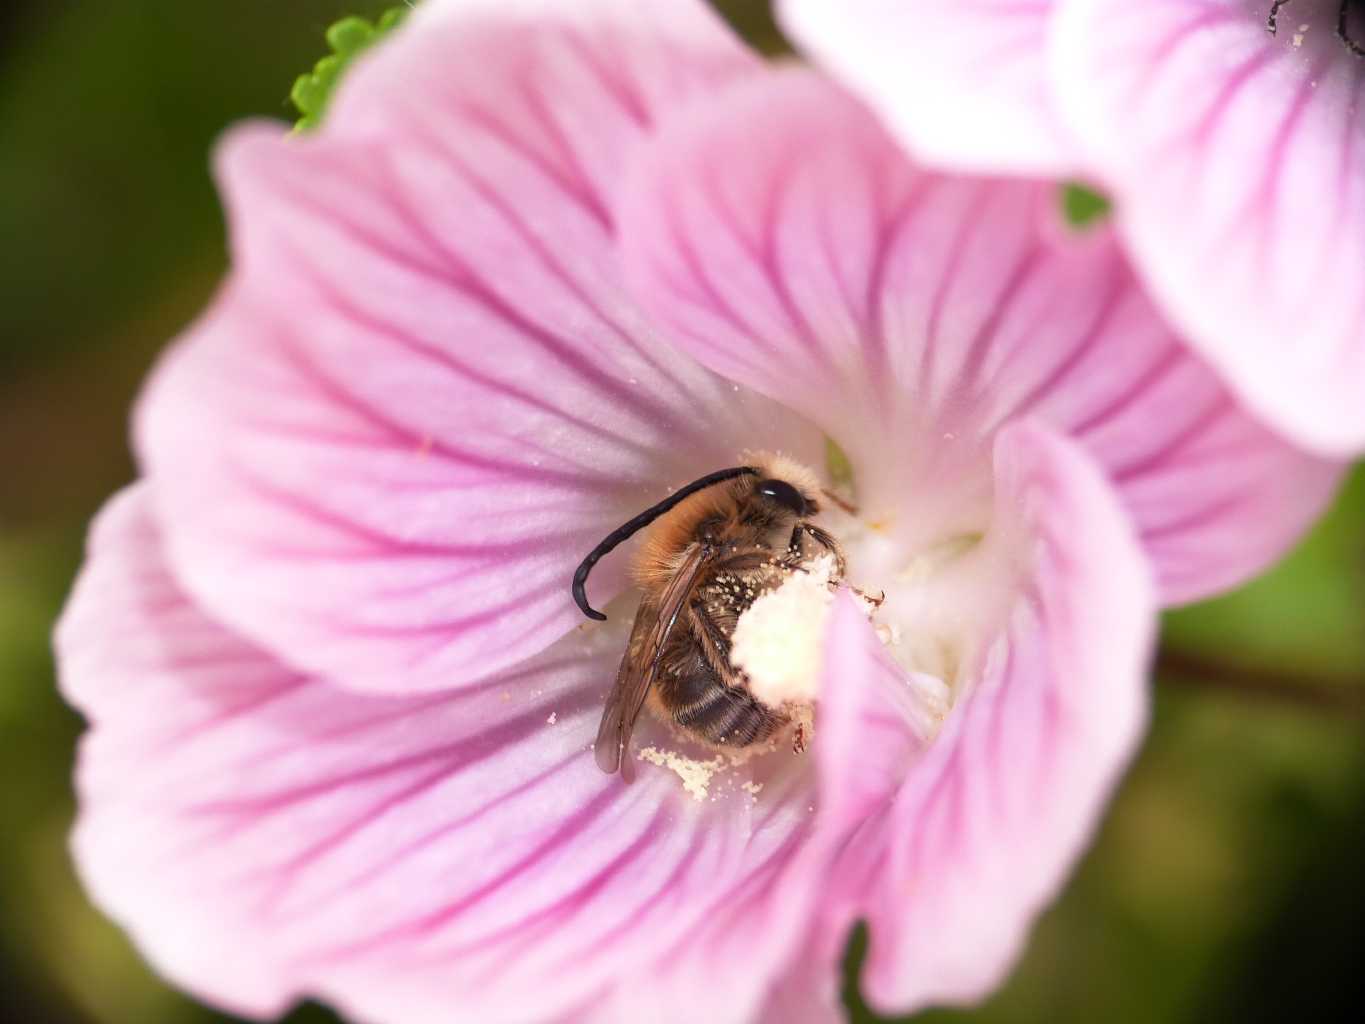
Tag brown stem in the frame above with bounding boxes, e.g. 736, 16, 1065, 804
1156, 648, 1365, 719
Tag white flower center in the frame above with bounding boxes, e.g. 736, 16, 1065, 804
727, 448, 1020, 737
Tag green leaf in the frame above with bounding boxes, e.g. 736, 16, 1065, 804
1060, 182, 1113, 228
825, 436, 855, 492
290, 7, 410, 132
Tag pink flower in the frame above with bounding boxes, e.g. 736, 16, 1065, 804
56, 1, 1340, 1021
781, 0, 1365, 456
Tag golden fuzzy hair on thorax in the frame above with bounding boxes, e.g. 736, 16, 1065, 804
630, 453, 823, 587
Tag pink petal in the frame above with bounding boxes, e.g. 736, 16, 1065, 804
135, 4, 823, 694
353, 0, 760, 143
618, 68, 1342, 605
779, 0, 1075, 175
58, 487, 830, 1024
1053, 0, 1365, 455
813, 422, 1153, 1012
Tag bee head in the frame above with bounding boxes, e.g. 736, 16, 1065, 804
755, 477, 813, 517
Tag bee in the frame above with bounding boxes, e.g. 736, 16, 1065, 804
1268, 1, 1365, 56
572, 454, 847, 778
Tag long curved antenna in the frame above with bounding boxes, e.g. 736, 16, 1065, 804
572, 466, 757, 621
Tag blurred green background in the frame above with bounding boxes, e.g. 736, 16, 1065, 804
1, 3, 1361, 1022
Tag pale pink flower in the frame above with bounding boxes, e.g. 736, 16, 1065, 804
56, 1, 1340, 1022
781, 0, 1365, 456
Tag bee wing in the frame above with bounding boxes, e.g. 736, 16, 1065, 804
593, 597, 663, 780
594, 542, 713, 778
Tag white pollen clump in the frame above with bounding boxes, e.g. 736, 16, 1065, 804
730, 554, 853, 709
637, 746, 727, 801
546, 712, 557, 725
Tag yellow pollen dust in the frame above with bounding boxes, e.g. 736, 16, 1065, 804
637, 746, 726, 801
730, 554, 839, 707
730, 554, 884, 709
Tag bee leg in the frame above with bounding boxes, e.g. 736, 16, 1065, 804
1339, 1, 1365, 55
1267, 0, 1293, 34
782, 523, 816, 570
781, 524, 821, 571
793, 721, 808, 754
797, 523, 847, 579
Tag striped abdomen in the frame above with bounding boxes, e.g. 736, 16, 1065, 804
652, 602, 785, 749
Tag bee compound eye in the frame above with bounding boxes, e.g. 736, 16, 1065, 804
756, 478, 809, 515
